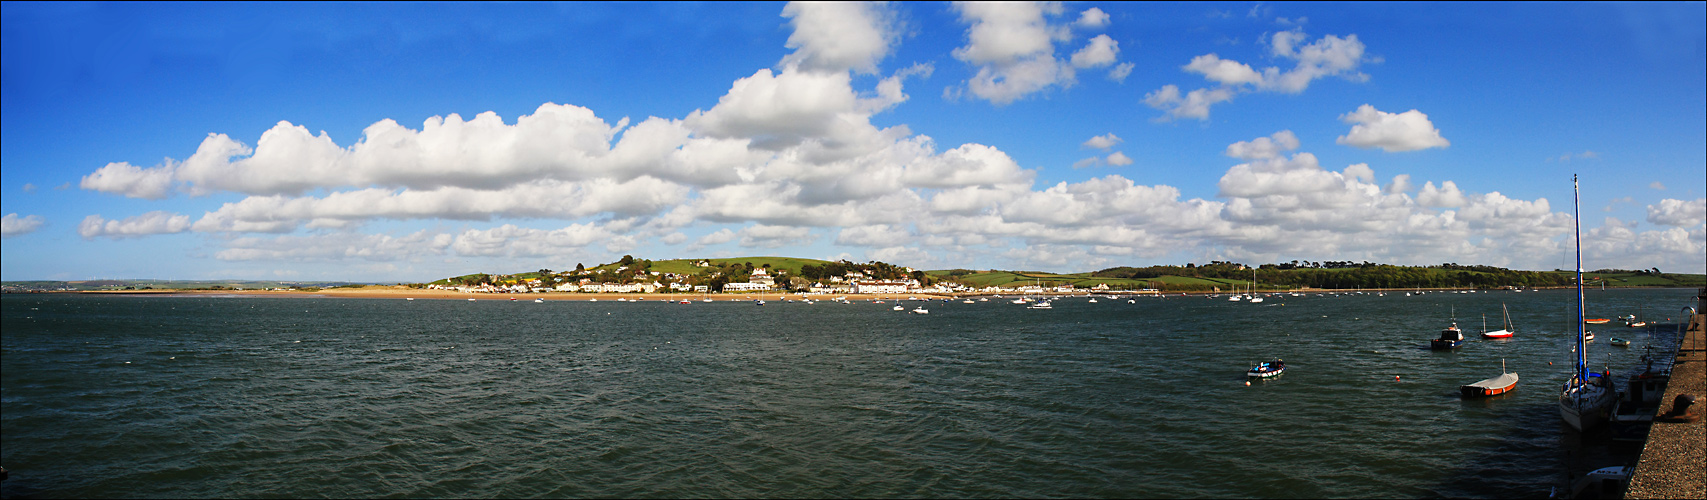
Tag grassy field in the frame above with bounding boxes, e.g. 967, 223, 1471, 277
1547, 271, 1706, 287
616, 257, 837, 276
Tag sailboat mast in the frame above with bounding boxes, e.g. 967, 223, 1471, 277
1574, 175, 1587, 386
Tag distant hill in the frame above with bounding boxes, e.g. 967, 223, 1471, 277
932, 264, 1704, 292
420, 258, 1705, 292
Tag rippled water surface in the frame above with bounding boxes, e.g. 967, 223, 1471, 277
2, 288, 1694, 498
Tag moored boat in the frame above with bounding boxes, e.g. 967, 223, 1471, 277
1609, 337, 1630, 347
1610, 346, 1674, 441
1481, 303, 1515, 338
1559, 175, 1617, 432
1461, 360, 1518, 397
1431, 319, 1465, 350
1247, 359, 1285, 378
1585, 318, 1610, 324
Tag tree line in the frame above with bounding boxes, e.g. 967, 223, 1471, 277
1091, 262, 1574, 291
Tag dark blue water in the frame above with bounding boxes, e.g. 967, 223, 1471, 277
2, 289, 1693, 498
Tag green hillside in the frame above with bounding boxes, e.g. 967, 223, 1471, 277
423, 257, 1705, 293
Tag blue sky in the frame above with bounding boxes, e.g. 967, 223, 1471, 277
3, 1, 1704, 282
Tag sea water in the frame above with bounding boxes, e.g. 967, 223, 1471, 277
1, 288, 1693, 498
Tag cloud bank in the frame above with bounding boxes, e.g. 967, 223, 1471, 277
67, 2, 1701, 276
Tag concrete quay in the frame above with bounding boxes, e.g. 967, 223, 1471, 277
1624, 289, 1705, 500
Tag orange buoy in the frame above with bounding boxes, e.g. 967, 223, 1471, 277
1395, 375, 1401, 381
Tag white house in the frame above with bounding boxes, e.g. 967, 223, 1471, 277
724, 282, 771, 292
852, 280, 917, 294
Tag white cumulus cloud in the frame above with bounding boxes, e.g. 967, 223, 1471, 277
1107, 62, 1135, 83
217, 230, 452, 261
79, 212, 193, 239
81, 161, 178, 199
1336, 104, 1450, 152
1225, 130, 1300, 160
1074, 7, 1110, 29
950, 1, 1076, 105
1070, 34, 1120, 69
737, 224, 817, 248
1143, 85, 1234, 121
1647, 198, 1707, 227
779, 1, 898, 75
2, 213, 46, 238
1183, 54, 1262, 86
1147, 29, 1373, 120
1082, 133, 1123, 150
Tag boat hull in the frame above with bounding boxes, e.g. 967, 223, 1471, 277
1247, 361, 1285, 378
1559, 380, 1616, 431
1461, 384, 1515, 397
1430, 339, 1464, 349
1460, 373, 1518, 398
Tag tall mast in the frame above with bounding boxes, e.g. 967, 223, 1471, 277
1574, 175, 1587, 386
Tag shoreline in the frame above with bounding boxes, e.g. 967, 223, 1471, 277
26, 285, 1651, 301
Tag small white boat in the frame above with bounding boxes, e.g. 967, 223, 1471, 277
1482, 303, 1515, 338
534, 298, 545, 303
1088, 298, 1098, 303
911, 307, 929, 314
1027, 300, 1053, 309
1248, 359, 1285, 378
893, 305, 904, 311
1564, 466, 1632, 499
406, 298, 415, 301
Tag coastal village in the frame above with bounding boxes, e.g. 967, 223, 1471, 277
424, 259, 1121, 296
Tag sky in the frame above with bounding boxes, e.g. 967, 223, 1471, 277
3, 1, 1704, 283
